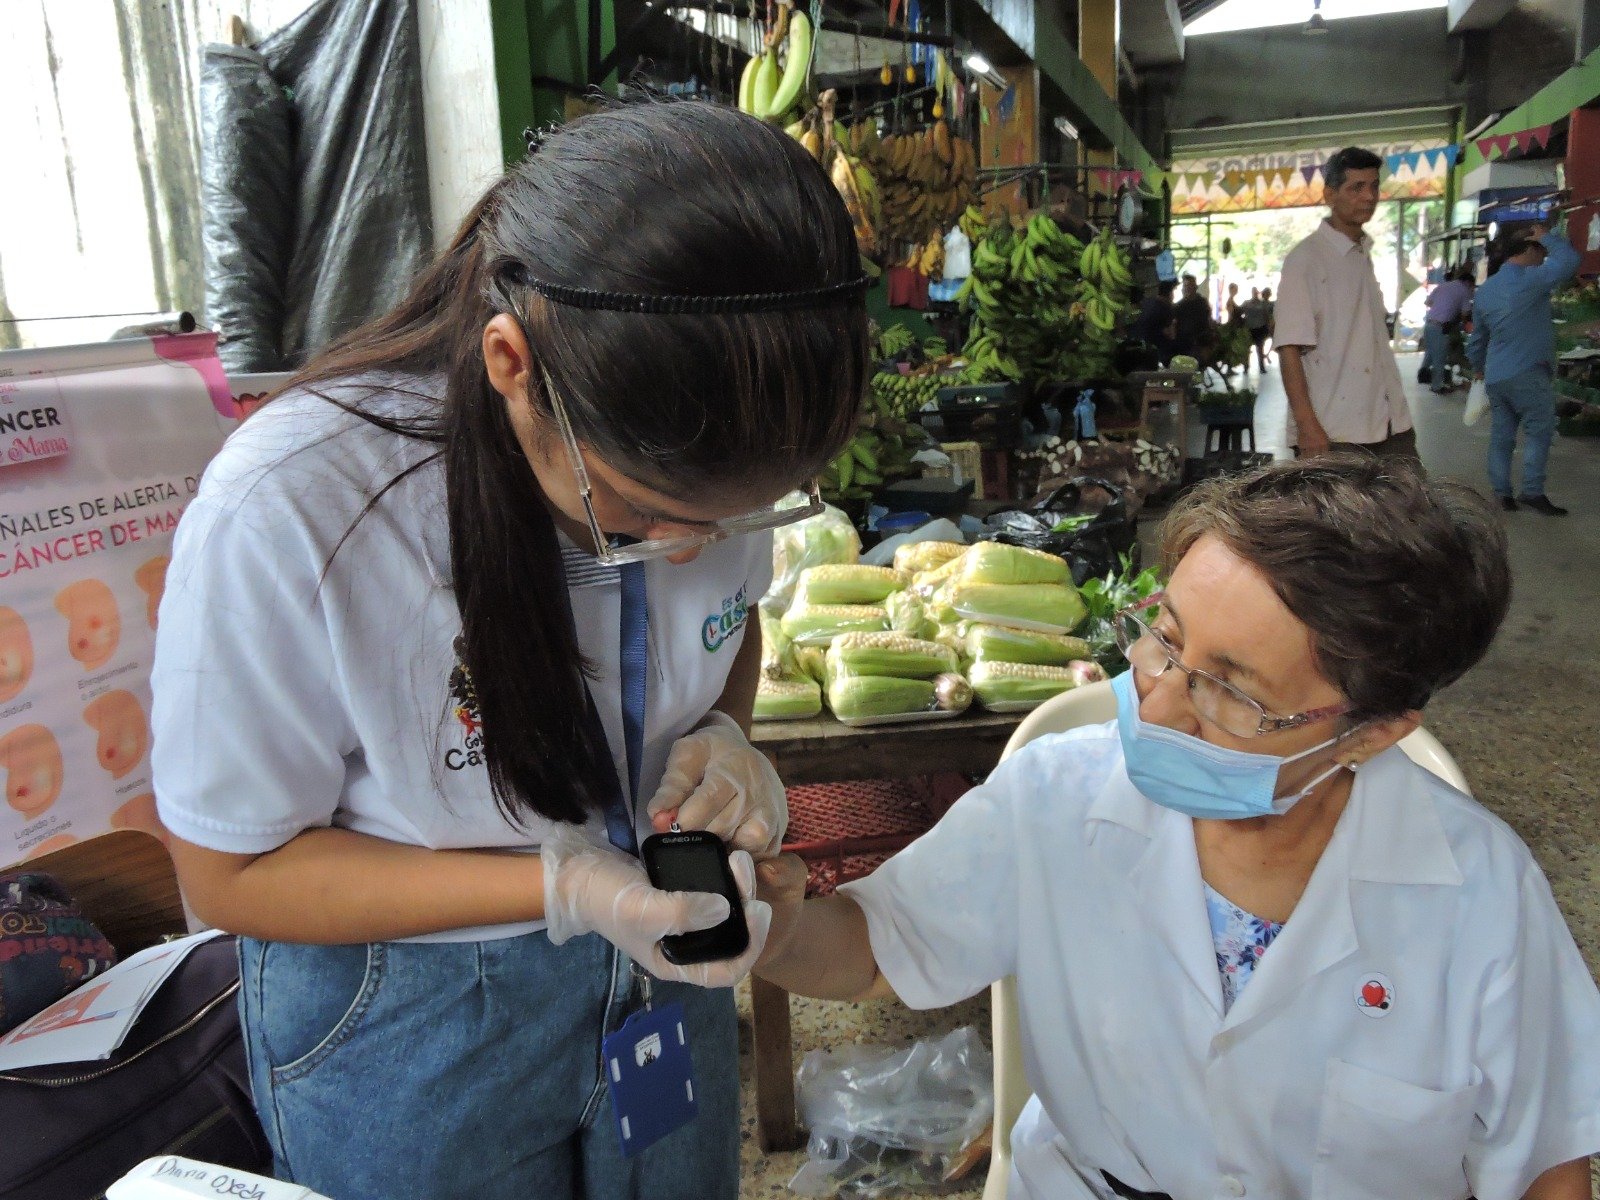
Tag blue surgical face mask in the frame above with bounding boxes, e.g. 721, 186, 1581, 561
1111, 669, 1358, 820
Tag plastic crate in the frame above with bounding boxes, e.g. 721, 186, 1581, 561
940, 440, 984, 492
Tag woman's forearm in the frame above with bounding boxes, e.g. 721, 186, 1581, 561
1521, 1156, 1590, 1200
756, 893, 894, 1001
170, 826, 546, 943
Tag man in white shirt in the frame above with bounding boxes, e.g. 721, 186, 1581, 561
1275, 147, 1416, 458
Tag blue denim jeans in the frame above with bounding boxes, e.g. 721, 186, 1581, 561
1486, 368, 1557, 499
1423, 321, 1450, 390
238, 933, 739, 1200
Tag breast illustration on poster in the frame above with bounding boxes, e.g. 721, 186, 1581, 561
0, 333, 234, 863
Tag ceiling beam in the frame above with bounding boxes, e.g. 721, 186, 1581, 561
1446, 0, 1518, 33
1124, 0, 1184, 67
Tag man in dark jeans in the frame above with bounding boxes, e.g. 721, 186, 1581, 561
1467, 221, 1580, 515
1172, 274, 1212, 360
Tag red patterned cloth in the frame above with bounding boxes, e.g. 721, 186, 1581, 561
783, 774, 971, 896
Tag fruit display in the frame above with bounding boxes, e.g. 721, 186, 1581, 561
736, 4, 812, 123
964, 625, 1093, 667
1074, 229, 1133, 374
958, 213, 1134, 386
956, 541, 1071, 587
870, 370, 941, 421
857, 119, 978, 250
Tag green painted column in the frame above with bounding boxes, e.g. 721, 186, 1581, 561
490, 0, 617, 167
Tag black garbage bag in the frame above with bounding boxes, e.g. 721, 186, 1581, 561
981, 477, 1139, 586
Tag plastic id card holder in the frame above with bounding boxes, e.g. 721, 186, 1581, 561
602, 1000, 698, 1157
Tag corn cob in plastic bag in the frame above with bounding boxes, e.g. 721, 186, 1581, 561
826, 631, 959, 680
958, 542, 1071, 587
892, 540, 967, 576
781, 603, 890, 645
886, 590, 939, 640
908, 554, 966, 598
794, 564, 901, 606
948, 582, 1088, 634
826, 673, 937, 720
759, 607, 799, 680
795, 644, 828, 685
755, 675, 823, 720
970, 659, 1107, 710
965, 624, 1093, 666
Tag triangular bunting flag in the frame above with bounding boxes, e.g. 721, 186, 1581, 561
1301, 164, 1321, 185
1528, 124, 1552, 150
1442, 143, 1461, 167
1385, 153, 1404, 175
1092, 168, 1113, 194
1513, 129, 1535, 152
1221, 170, 1247, 196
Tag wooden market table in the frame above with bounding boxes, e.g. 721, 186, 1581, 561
746, 709, 1026, 1151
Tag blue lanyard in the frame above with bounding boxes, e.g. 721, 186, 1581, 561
555, 551, 647, 855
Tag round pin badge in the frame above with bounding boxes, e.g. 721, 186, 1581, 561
1354, 972, 1395, 1018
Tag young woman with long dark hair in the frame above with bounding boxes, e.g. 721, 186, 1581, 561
150, 102, 869, 1200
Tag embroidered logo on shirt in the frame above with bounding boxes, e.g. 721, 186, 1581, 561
445, 635, 485, 771
1354, 971, 1395, 1018
701, 584, 750, 653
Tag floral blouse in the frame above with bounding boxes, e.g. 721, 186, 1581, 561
1204, 883, 1284, 1014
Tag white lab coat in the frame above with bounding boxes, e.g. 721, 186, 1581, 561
844, 724, 1600, 1200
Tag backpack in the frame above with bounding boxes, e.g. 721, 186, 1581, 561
0, 935, 270, 1199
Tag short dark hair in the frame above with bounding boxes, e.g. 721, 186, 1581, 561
1159, 455, 1510, 719
1324, 146, 1383, 192
1159, 280, 1177, 297
1182, 273, 1198, 286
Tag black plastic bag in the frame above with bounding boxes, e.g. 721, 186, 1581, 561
981, 477, 1139, 586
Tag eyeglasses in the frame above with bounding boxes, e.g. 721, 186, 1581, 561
1113, 592, 1349, 740
539, 367, 824, 566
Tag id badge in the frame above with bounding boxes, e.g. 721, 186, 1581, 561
602, 1000, 698, 1157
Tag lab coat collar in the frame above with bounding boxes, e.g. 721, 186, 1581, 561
1088, 765, 1226, 1018
1086, 744, 1463, 1027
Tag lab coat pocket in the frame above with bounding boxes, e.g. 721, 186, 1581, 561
1312, 1059, 1478, 1200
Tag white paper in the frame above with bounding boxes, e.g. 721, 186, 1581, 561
0, 928, 223, 1070
108, 1156, 330, 1200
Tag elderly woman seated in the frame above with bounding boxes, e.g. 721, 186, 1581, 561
756, 455, 1600, 1200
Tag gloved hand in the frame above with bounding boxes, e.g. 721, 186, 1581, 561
647, 711, 787, 858
541, 824, 772, 988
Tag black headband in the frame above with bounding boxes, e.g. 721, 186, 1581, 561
504, 269, 871, 315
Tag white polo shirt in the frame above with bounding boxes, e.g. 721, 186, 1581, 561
1275, 221, 1412, 446
150, 381, 770, 941
843, 725, 1600, 1200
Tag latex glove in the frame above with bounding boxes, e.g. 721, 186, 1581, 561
647, 711, 787, 858
542, 824, 772, 988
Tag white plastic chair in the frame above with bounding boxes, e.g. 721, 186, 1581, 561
980, 680, 1470, 1200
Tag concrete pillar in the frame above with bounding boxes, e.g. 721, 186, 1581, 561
1078, 0, 1118, 168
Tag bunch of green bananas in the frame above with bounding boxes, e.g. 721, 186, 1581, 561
871, 370, 941, 421
957, 203, 987, 243
957, 212, 1085, 383
820, 425, 919, 500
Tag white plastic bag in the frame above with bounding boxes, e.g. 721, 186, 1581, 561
942, 227, 972, 281
1464, 379, 1489, 426
764, 493, 861, 614
789, 1026, 994, 1197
